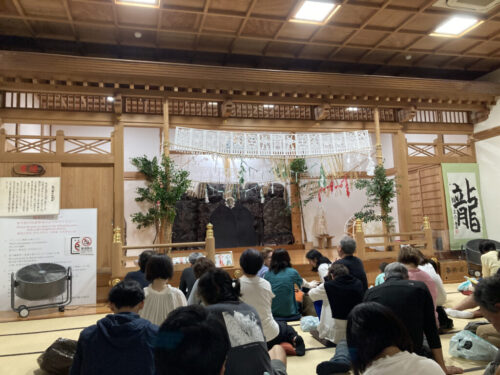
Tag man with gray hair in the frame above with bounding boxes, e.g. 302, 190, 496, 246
334, 236, 368, 290
364, 262, 462, 375
179, 252, 204, 298
474, 275, 500, 375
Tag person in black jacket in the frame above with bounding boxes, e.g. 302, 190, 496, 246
179, 252, 203, 298
124, 250, 155, 288
70, 280, 158, 375
364, 262, 462, 375
334, 237, 368, 291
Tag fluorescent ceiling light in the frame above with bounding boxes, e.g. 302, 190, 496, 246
115, 0, 159, 8
208, 102, 218, 106
263, 104, 275, 108
431, 16, 482, 37
106, 96, 114, 102
346, 107, 358, 112
292, 1, 338, 24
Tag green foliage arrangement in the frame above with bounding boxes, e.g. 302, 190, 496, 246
354, 164, 396, 230
290, 158, 307, 181
130, 155, 190, 240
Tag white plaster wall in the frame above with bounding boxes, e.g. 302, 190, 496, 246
474, 99, 500, 241
124, 127, 161, 171
124, 180, 158, 246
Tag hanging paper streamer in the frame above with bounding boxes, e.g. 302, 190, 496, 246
260, 187, 265, 204
205, 185, 209, 203
318, 164, 327, 188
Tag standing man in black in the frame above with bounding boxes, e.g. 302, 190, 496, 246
334, 237, 368, 291
364, 262, 463, 375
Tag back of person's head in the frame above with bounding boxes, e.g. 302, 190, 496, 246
261, 247, 273, 259
240, 248, 263, 275
145, 254, 174, 282
384, 262, 409, 280
306, 249, 331, 271
138, 250, 156, 273
155, 305, 229, 375
193, 257, 216, 279
270, 248, 292, 273
347, 302, 413, 375
108, 280, 145, 309
188, 252, 204, 265
340, 236, 356, 255
479, 240, 496, 254
198, 268, 241, 305
327, 263, 349, 280
474, 275, 500, 313
378, 262, 388, 273
397, 245, 421, 266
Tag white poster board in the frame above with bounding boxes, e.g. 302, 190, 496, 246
0, 177, 61, 216
0, 209, 97, 310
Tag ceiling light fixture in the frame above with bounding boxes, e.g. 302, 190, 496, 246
430, 15, 483, 37
115, 0, 159, 8
346, 107, 358, 111
208, 102, 218, 106
134, 32, 142, 39
291, 0, 340, 25
106, 96, 114, 102
263, 104, 275, 108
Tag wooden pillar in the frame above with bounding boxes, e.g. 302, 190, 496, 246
163, 98, 169, 156
0, 128, 5, 154
434, 134, 444, 158
113, 94, 125, 253
205, 223, 215, 263
56, 130, 64, 155
423, 216, 434, 255
289, 182, 304, 244
111, 227, 123, 279
393, 130, 412, 233
374, 108, 383, 166
355, 219, 366, 259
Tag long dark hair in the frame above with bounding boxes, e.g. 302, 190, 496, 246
306, 249, 331, 272
269, 248, 292, 274
198, 268, 241, 305
347, 302, 413, 375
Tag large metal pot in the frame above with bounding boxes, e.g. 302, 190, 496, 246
15, 263, 67, 300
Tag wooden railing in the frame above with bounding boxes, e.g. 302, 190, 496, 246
0, 129, 113, 155
407, 137, 475, 164
111, 223, 216, 279
354, 217, 435, 261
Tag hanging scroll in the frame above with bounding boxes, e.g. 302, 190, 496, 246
442, 163, 487, 250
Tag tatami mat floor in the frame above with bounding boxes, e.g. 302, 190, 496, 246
0, 283, 491, 375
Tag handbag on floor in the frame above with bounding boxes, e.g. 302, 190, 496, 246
37, 337, 78, 375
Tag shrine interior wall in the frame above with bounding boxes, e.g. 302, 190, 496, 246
474, 100, 500, 242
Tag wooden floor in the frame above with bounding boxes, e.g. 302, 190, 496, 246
0, 283, 491, 375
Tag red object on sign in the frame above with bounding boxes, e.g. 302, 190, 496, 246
13, 164, 46, 176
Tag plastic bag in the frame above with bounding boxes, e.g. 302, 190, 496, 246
37, 337, 78, 375
449, 330, 499, 362
458, 277, 477, 295
300, 316, 319, 332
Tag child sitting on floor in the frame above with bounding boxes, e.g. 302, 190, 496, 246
374, 262, 388, 286
139, 254, 187, 325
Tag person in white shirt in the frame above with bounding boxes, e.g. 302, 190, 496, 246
139, 255, 187, 325
347, 302, 445, 375
239, 248, 305, 355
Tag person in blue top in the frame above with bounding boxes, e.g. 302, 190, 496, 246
70, 280, 158, 375
265, 248, 316, 320
124, 250, 156, 288
375, 262, 388, 286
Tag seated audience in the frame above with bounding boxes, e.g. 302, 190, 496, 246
140, 254, 187, 325
309, 264, 364, 344
447, 240, 498, 319
398, 245, 438, 323
257, 247, 274, 278
239, 248, 305, 355
364, 262, 462, 375
124, 250, 155, 288
346, 302, 445, 375
305, 249, 333, 342
334, 237, 368, 291
198, 268, 289, 375
70, 280, 158, 375
264, 248, 310, 320
374, 262, 388, 286
179, 252, 203, 298
187, 256, 216, 305
474, 275, 500, 375
154, 305, 229, 375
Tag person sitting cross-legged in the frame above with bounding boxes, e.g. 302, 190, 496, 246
124, 250, 156, 288
198, 268, 289, 375
239, 248, 305, 355
70, 280, 158, 375
334, 237, 368, 291
155, 305, 230, 375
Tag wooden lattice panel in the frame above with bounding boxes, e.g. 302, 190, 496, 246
3, 92, 113, 112
124, 97, 163, 114
168, 100, 219, 117
410, 110, 469, 124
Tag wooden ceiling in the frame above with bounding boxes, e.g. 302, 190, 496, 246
1, 0, 500, 79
